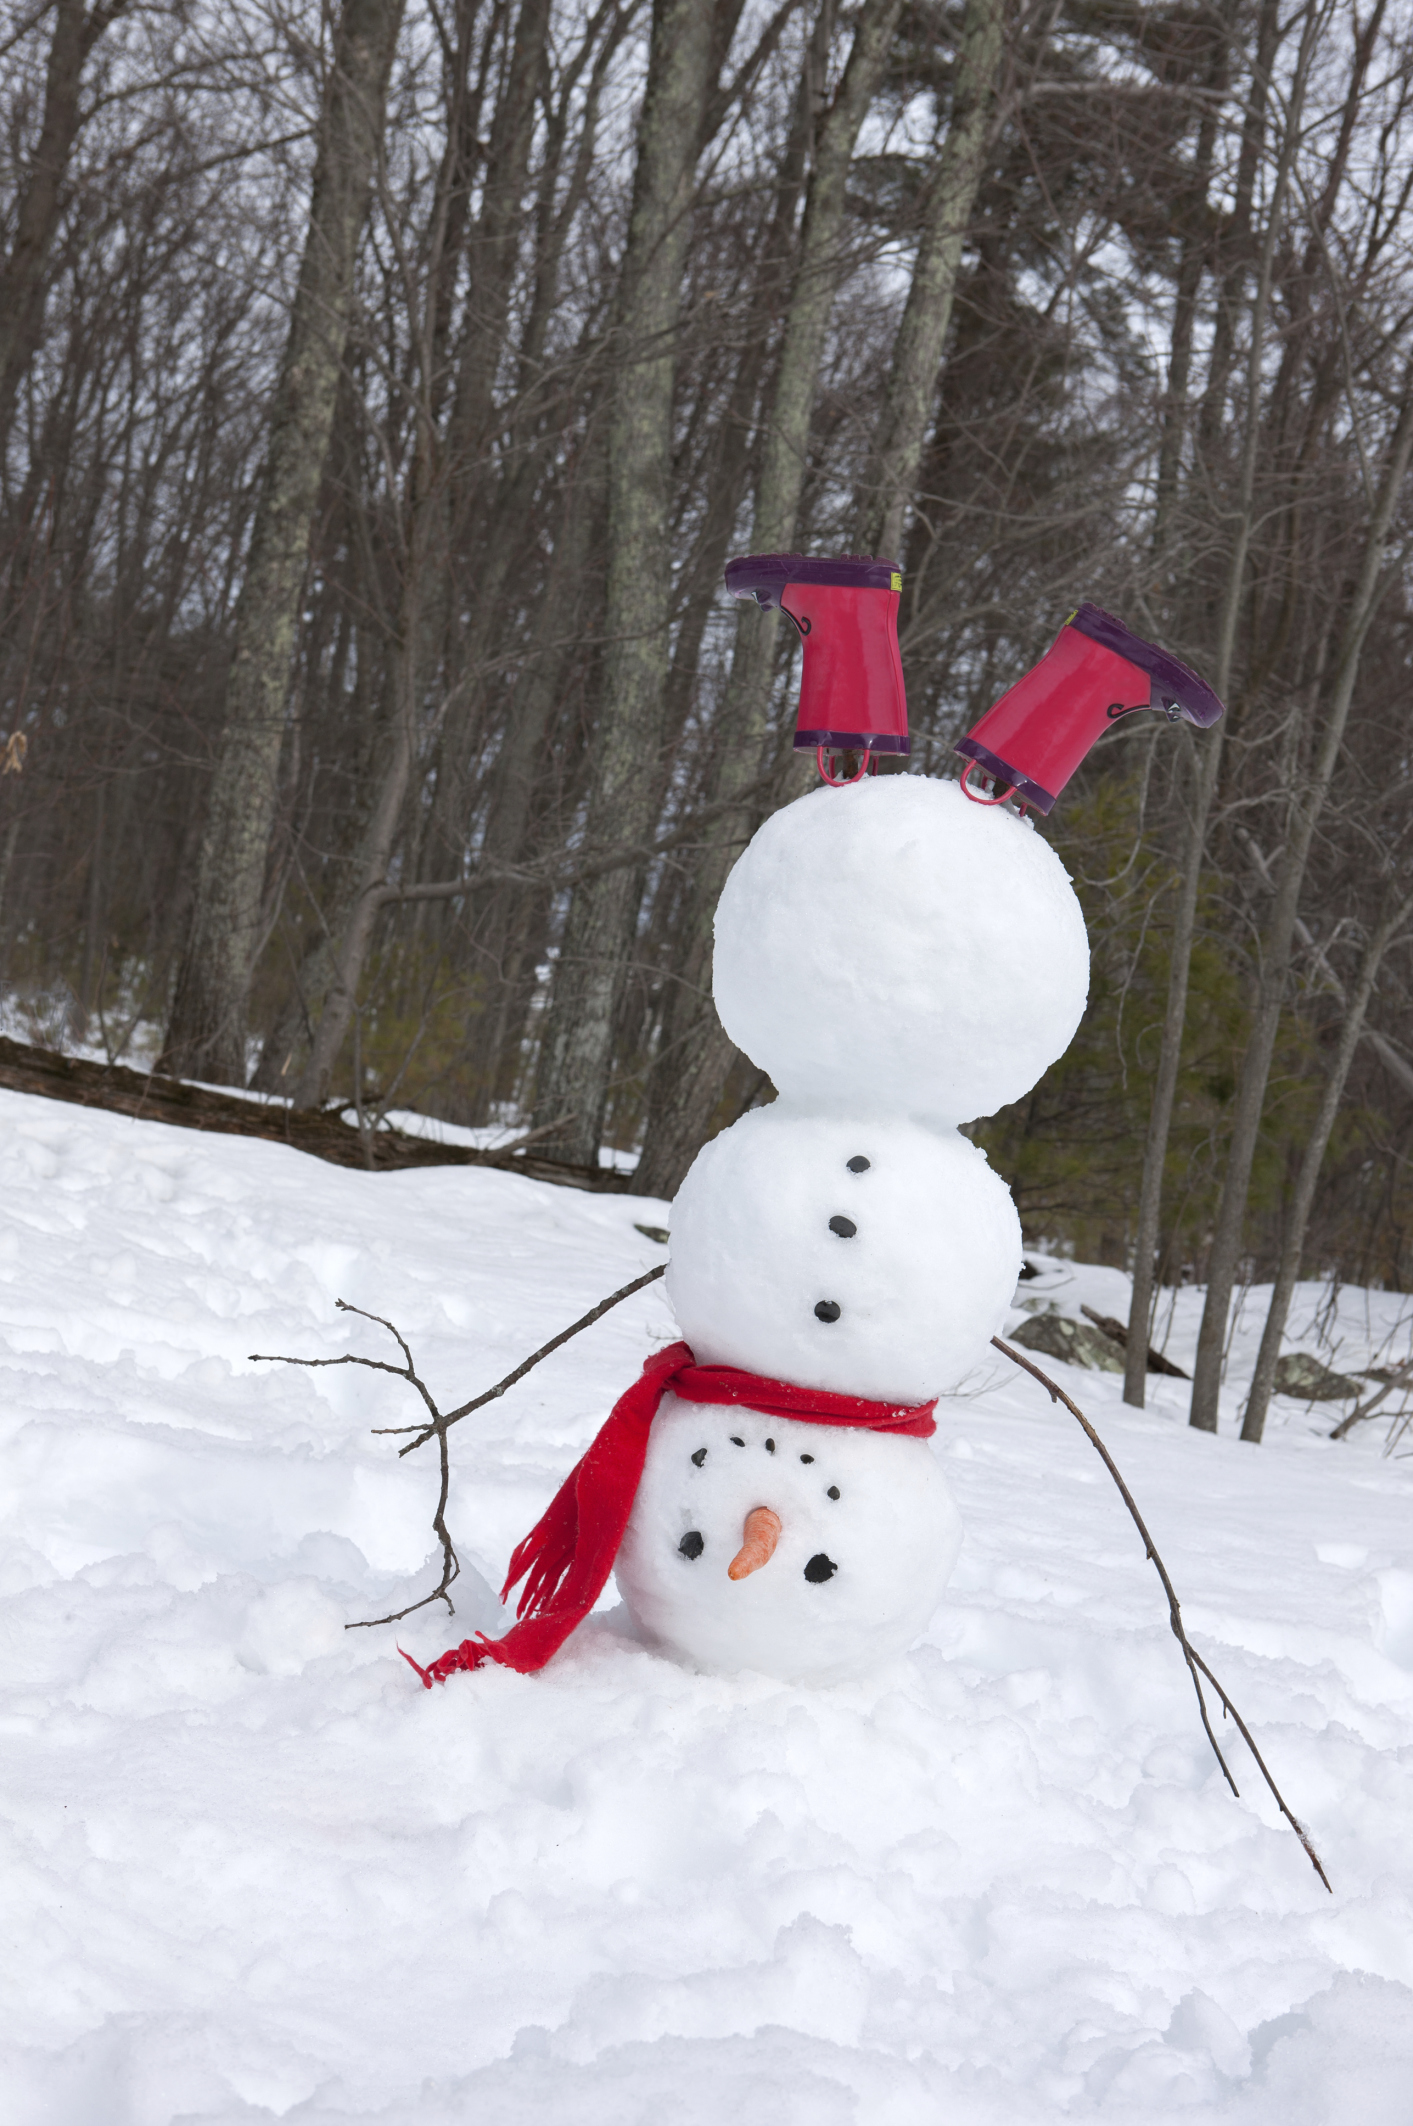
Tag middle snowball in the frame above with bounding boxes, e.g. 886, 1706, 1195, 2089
667, 1104, 1021, 1405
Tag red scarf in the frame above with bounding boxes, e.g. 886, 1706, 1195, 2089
403, 1340, 936, 1687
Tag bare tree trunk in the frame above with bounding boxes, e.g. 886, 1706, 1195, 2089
1187, 352, 1413, 1431
252, 5, 618, 1104
0, 1, 129, 450
160, 0, 405, 1084
852, 0, 1005, 560
1123, 0, 1299, 1407
1193, 0, 1281, 466
633, 0, 905, 1198
1151, 6, 1230, 550
458, 436, 608, 1109
1122, 730, 1224, 1404
529, 0, 731, 1166
75, 776, 105, 1039
288, 526, 429, 1111
270, 3, 536, 1111
413, 2, 638, 897
1240, 878, 1413, 1444
418, 0, 559, 880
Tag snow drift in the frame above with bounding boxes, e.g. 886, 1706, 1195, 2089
3, 1090, 1413, 2123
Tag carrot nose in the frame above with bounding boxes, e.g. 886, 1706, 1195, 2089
728, 1505, 782, 1581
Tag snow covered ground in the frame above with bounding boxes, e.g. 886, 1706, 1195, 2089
3, 1087, 1413, 2125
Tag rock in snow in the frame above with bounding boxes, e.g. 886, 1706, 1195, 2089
3, 1089, 1413, 2123
1271, 1352, 1367, 1402
1008, 1311, 1127, 1374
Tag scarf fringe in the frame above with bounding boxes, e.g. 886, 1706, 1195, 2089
503, 1482, 581, 1621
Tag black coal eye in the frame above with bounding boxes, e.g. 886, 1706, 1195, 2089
827, 1486, 840, 1500
690, 1447, 707, 1467
765, 1438, 775, 1453
730, 1435, 744, 1447
814, 1300, 841, 1323
846, 1155, 870, 1173
804, 1553, 837, 1582
679, 1530, 704, 1560
800, 1453, 814, 1464
829, 1215, 857, 1238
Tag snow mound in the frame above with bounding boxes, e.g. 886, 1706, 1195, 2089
3, 1090, 1413, 2123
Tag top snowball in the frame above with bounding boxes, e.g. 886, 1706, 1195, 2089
712, 775, 1089, 1123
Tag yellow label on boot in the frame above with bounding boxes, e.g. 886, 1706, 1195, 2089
890, 572, 902, 592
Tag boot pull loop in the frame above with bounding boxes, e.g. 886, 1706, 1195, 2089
959, 759, 1013, 806
817, 745, 872, 786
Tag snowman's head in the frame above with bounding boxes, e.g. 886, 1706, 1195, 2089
614, 1395, 963, 1683
666, 1105, 1020, 1403
712, 774, 1089, 1125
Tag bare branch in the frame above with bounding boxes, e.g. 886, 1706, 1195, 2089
395, 1264, 668, 1449
490, 1110, 577, 1155
992, 1337, 1332, 1893
250, 1266, 669, 1628
1329, 1358, 1413, 1440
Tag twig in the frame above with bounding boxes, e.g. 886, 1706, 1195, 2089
384, 1263, 667, 1454
492, 1110, 577, 1155
249, 1266, 668, 1627
252, 1300, 457, 1627
991, 1336, 1332, 1893
1328, 1359, 1413, 1440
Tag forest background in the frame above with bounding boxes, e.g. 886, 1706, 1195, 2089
2, 0, 1413, 1444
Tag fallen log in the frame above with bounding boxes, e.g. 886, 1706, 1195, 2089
1080, 1302, 1190, 1378
0, 1036, 630, 1193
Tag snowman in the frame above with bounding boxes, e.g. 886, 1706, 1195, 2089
411, 770, 1090, 1690
614, 771, 1089, 1681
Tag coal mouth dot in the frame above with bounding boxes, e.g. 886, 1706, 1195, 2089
827, 1486, 840, 1500
800, 1453, 815, 1464
730, 1435, 745, 1447
846, 1155, 870, 1173
814, 1300, 841, 1323
765, 1438, 775, 1453
829, 1215, 857, 1238
804, 1553, 837, 1582
678, 1530, 704, 1560
690, 1447, 707, 1467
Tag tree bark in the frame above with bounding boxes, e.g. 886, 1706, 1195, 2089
1151, 6, 1231, 550
529, 0, 732, 1166
260, 2, 553, 1111
852, 0, 1005, 560
633, 0, 905, 1198
418, 0, 560, 882
287, 532, 430, 1111
1188, 348, 1413, 1431
160, 0, 405, 1084
1123, 0, 1302, 1407
1240, 879, 1413, 1445
459, 435, 608, 1112
1122, 730, 1224, 1405
0, 1, 130, 452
